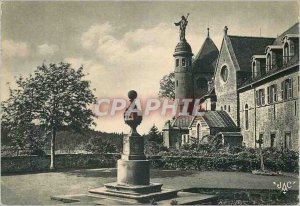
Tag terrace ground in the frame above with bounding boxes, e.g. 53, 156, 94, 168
1, 168, 298, 205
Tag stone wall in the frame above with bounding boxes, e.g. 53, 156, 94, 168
214, 38, 238, 124
239, 69, 299, 150
1, 154, 120, 174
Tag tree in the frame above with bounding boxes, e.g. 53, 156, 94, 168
1, 81, 48, 155
1, 62, 96, 169
158, 72, 175, 99
85, 136, 117, 154
147, 124, 162, 144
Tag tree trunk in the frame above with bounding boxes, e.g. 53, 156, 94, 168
50, 127, 56, 170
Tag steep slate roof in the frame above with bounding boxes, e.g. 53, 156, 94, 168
193, 36, 219, 73
227, 36, 275, 72
171, 115, 194, 129
273, 22, 299, 45
202, 111, 237, 128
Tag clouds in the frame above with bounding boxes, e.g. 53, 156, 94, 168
63, 22, 205, 133
3, 40, 30, 57
37, 43, 58, 56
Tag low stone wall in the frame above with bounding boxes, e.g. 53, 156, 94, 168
2, 154, 298, 174
1, 154, 120, 174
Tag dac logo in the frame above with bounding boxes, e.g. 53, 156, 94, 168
273, 181, 296, 194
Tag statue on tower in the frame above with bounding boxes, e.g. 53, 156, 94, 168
174, 13, 189, 41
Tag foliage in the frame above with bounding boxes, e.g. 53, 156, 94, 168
170, 199, 178, 205
55, 129, 123, 153
158, 72, 175, 99
147, 124, 162, 144
145, 141, 160, 156
85, 136, 117, 154
1, 62, 96, 169
155, 144, 298, 173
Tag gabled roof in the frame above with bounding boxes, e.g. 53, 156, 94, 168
226, 35, 275, 72
193, 36, 219, 73
171, 115, 194, 129
203, 111, 237, 128
273, 22, 299, 45
188, 111, 237, 129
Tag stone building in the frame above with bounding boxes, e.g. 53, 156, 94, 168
163, 22, 299, 151
237, 23, 299, 150
204, 22, 299, 151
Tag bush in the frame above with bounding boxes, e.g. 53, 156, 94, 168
153, 145, 298, 173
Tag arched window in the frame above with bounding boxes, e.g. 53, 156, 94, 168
228, 105, 231, 112
245, 104, 249, 130
220, 65, 228, 82
266, 53, 272, 72
182, 58, 186, 67
196, 123, 201, 140
283, 42, 290, 64
224, 105, 227, 110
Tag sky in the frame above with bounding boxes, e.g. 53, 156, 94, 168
1, 1, 299, 134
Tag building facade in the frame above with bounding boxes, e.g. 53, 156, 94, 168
163, 22, 299, 151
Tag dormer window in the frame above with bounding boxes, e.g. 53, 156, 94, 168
266, 53, 272, 72
265, 46, 283, 71
252, 61, 257, 78
283, 42, 290, 64
282, 34, 299, 64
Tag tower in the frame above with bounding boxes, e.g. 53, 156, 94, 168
173, 39, 194, 114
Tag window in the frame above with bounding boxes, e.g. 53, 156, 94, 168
267, 84, 277, 104
266, 53, 272, 71
284, 132, 291, 150
228, 105, 230, 112
258, 133, 264, 148
186, 58, 191, 66
176, 80, 178, 87
220, 66, 229, 82
295, 101, 297, 116
176, 59, 179, 67
281, 78, 293, 100
196, 123, 200, 140
256, 89, 265, 106
245, 104, 249, 130
252, 61, 257, 78
224, 105, 227, 111
283, 42, 290, 64
270, 134, 276, 148
297, 76, 300, 92
182, 58, 186, 67
221, 106, 223, 111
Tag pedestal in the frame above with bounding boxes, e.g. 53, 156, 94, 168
87, 132, 179, 203
117, 159, 150, 185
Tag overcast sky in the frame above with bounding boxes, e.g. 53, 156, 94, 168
2, 1, 299, 134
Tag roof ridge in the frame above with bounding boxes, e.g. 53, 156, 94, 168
194, 36, 219, 59
228, 35, 275, 39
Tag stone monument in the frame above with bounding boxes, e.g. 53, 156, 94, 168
88, 90, 178, 203
51, 92, 218, 204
